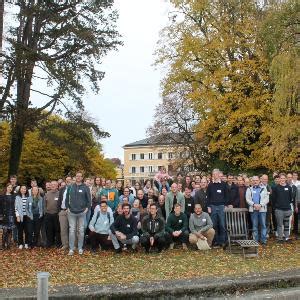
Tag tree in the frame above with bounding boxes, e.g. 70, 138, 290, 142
0, 1, 121, 176
148, 84, 211, 172
107, 158, 122, 167
154, 0, 298, 172
0, 117, 116, 186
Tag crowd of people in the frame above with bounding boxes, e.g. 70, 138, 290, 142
0, 168, 299, 255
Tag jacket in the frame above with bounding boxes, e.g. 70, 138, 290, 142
189, 212, 213, 234
166, 212, 188, 234
165, 191, 185, 219
246, 186, 269, 212
66, 183, 91, 214
26, 196, 44, 220
141, 213, 165, 238
15, 195, 26, 222
110, 214, 138, 239
89, 210, 114, 234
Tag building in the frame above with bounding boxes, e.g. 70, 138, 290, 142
123, 135, 193, 183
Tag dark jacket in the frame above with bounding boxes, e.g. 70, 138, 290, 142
141, 213, 165, 237
65, 183, 91, 214
194, 189, 208, 212
184, 196, 195, 218
110, 214, 138, 239
227, 183, 240, 207
1, 194, 15, 224
166, 212, 188, 234
207, 181, 229, 206
272, 184, 293, 210
57, 186, 67, 211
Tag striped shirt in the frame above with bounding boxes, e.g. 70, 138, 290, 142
22, 197, 27, 215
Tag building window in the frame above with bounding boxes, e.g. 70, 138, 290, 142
157, 152, 162, 159
140, 153, 144, 160
149, 166, 153, 173
140, 166, 144, 173
131, 167, 136, 174
131, 154, 136, 160
168, 152, 173, 159
149, 153, 153, 160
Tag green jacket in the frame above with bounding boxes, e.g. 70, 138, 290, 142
166, 212, 188, 233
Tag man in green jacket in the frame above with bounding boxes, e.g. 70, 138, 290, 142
166, 203, 189, 250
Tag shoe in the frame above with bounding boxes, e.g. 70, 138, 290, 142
78, 249, 83, 255
60, 245, 68, 250
213, 244, 220, 249
169, 243, 174, 250
68, 250, 74, 256
277, 239, 284, 244
18, 245, 23, 249
114, 247, 122, 254
182, 243, 188, 250
261, 242, 267, 247
24, 244, 29, 249
285, 239, 293, 244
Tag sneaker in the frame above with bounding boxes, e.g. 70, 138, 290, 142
24, 244, 29, 249
169, 243, 174, 250
18, 245, 23, 250
78, 249, 83, 255
182, 243, 188, 250
68, 250, 74, 256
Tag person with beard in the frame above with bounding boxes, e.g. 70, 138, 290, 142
226, 174, 240, 208
184, 187, 194, 219
110, 203, 139, 252
194, 178, 208, 213
140, 203, 167, 253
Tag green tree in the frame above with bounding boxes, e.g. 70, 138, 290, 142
0, 1, 121, 176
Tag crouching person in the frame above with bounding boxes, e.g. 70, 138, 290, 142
189, 204, 215, 249
140, 203, 168, 253
166, 203, 189, 250
88, 201, 118, 253
110, 203, 139, 252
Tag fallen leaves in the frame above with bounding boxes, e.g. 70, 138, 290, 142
0, 239, 299, 289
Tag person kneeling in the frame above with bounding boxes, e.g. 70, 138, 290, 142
141, 203, 168, 253
88, 201, 118, 252
166, 203, 189, 250
110, 203, 139, 252
189, 204, 215, 250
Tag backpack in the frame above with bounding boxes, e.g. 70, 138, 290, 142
94, 211, 111, 227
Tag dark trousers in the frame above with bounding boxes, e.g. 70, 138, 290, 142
294, 204, 300, 237
170, 230, 189, 244
45, 213, 61, 247
140, 233, 168, 252
27, 216, 43, 247
89, 232, 113, 250
16, 217, 29, 245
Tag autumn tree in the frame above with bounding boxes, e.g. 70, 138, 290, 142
154, 0, 298, 172
0, 0, 121, 176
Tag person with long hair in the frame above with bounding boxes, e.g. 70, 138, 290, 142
26, 186, 44, 248
1, 184, 16, 249
15, 185, 29, 249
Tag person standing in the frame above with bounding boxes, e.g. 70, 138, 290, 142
272, 174, 293, 243
207, 169, 228, 247
58, 176, 72, 250
1, 184, 16, 249
66, 172, 91, 255
194, 178, 209, 212
165, 183, 185, 220
227, 174, 240, 208
15, 185, 29, 249
26, 186, 44, 248
98, 180, 119, 211
44, 181, 60, 248
246, 176, 269, 245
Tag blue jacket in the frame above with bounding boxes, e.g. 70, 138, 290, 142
26, 196, 44, 220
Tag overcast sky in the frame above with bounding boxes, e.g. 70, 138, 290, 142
84, 0, 171, 161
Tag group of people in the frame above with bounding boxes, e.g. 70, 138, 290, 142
0, 168, 299, 255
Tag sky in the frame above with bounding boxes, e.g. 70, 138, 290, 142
84, 0, 171, 161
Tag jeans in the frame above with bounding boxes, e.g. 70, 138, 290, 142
68, 211, 86, 251
251, 211, 267, 243
210, 205, 226, 245
84, 208, 92, 231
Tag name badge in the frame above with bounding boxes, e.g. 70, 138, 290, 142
202, 219, 206, 222
284, 188, 288, 191
78, 190, 83, 193
29, 203, 32, 206
217, 190, 221, 193
127, 224, 130, 228
179, 220, 182, 223
188, 204, 191, 207
253, 191, 256, 194
54, 197, 58, 201
104, 221, 108, 225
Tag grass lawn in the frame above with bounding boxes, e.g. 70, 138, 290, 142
0, 239, 299, 289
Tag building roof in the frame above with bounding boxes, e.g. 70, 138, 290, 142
123, 134, 184, 148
